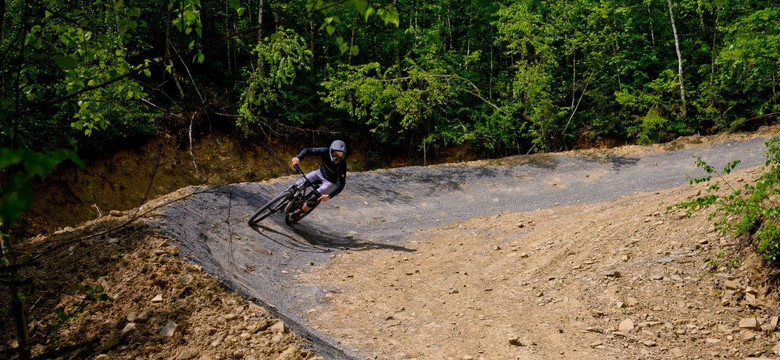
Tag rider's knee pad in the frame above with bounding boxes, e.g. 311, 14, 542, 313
306, 191, 321, 208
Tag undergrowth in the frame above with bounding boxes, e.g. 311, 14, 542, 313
675, 138, 780, 264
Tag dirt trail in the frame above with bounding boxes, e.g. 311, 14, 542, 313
140, 128, 780, 359
10, 127, 780, 360
303, 172, 770, 359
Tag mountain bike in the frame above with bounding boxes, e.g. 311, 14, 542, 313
248, 165, 320, 226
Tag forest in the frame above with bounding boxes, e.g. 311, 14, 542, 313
1, 0, 779, 237
1, 1, 780, 358
3, 0, 779, 263
3, 0, 779, 157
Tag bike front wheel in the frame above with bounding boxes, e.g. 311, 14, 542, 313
248, 191, 291, 226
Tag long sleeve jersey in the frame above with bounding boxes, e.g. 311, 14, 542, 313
297, 147, 347, 197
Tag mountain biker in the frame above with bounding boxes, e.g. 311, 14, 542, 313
290, 140, 347, 217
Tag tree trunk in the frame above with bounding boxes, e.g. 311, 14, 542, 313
697, 0, 704, 30
612, 35, 622, 91
489, 45, 493, 99
394, 0, 401, 77
646, 2, 655, 46
349, 11, 357, 65
0, 0, 6, 45
611, 20, 622, 91
414, 0, 418, 27
257, 0, 263, 42
667, 0, 687, 117
226, 0, 231, 72
710, 4, 720, 85
572, 52, 576, 108
309, 13, 315, 73
11, 1, 30, 151
446, 6, 452, 51
1, 230, 31, 360
166, 7, 185, 99
272, 2, 280, 32
2, 4, 29, 341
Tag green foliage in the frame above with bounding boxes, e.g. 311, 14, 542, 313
635, 108, 669, 145
1, 0, 162, 146
0, 147, 84, 227
2, 0, 778, 160
494, 1, 564, 151
170, 0, 205, 62
715, 7, 780, 120
308, 0, 399, 56
5, 0, 777, 162
237, 29, 312, 136
322, 61, 470, 150
676, 139, 780, 265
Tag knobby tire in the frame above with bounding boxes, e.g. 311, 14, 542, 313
284, 196, 319, 225
248, 192, 290, 226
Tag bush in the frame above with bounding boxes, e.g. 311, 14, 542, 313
677, 138, 780, 264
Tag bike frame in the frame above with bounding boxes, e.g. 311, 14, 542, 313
248, 165, 321, 226
284, 165, 322, 218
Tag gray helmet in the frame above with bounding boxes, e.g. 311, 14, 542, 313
329, 140, 346, 164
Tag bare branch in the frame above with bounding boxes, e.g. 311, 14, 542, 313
382, 74, 506, 114
189, 112, 200, 177
563, 80, 590, 136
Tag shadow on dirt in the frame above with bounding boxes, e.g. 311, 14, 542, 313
580, 154, 641, 170
249, 223, 329, 253
608, 156, 640, 170
249, 223, 416, 254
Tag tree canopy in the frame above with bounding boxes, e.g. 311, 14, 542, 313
2, 0, 778, 160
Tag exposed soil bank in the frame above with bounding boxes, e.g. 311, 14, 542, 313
5, 125, 780, 360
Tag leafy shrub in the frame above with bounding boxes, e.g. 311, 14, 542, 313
237, 29, 311, 137
676, 138, 780, 264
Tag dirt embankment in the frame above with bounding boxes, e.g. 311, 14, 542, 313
23, 130, 459, 237
4, 125, 780, 359
23, 133, 296, 236
2, 217, 321, 359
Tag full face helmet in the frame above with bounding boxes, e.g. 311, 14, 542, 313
329, 140, 346, 164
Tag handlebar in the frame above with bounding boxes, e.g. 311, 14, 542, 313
294, 165, 315, 188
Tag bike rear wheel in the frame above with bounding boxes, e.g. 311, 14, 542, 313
284, 194, 319, 225
248, 191, 291, 226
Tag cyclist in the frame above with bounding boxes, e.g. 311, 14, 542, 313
290, 140, 347, 218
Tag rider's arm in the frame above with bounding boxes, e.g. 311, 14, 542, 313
292, 147, 315, 167
293, 147, 329, 167
296, 147, 312, 160
298, 147, 329, 159
327, 165, 347, 198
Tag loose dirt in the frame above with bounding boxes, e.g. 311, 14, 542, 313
302, 167, 778, 359
3, 217, 320, 359
4, 125, 780, 359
